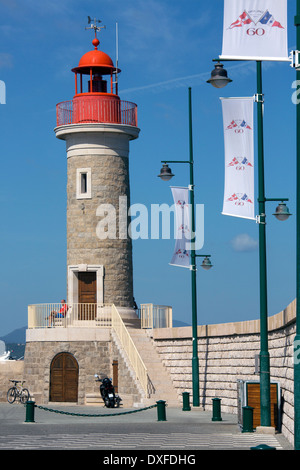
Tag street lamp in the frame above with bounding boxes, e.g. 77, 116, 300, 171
273, 202, 292, 221
207, 61, 232, 89
158, 87, 213, 407
200, 256, 213, 270
157, 163, 174, 182
295, 0, 300, 450
208, 60, 291, 429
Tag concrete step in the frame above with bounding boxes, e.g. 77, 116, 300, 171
85, 393, 134, 408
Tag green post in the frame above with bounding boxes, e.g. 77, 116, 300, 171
156, 400, 167, 421
182, 392, 191, 411
294, 0, 300, 450
256, 60, 271, 428
25, 400, 35, 423
212, 398, 222, 421
242, 406, 254, 433
188, 87, 200, 408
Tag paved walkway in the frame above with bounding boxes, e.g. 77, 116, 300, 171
0, 402, 293, 452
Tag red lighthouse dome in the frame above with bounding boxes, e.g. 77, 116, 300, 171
72, 37, 120, 77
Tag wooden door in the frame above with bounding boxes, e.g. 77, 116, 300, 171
50, 353, 78, 402
78, 272, 96, 320
112, 360, 118, 393
246, 382, 278, 429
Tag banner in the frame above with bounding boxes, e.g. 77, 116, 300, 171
170, 187, 191, 268
220, 0, 288, 61
221, 97, 255, 220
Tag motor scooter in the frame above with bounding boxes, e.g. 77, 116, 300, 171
94, 374, 122, 408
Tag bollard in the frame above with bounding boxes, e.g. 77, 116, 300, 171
25, 400, 35, 423
242, 406, 254, 433
212, 398, 222, 421
182, 392, 191, 411
156, 400, 167, 421
250, 444, 276, 450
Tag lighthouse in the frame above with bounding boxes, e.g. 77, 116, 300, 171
55, 21, 140, 315
24, 21, 145, 405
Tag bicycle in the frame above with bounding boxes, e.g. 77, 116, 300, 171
7, 380, 30, 404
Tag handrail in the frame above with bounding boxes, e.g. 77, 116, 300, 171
56, 98, 138, 127
28, 303, 112, 328
111, 304, 149, 397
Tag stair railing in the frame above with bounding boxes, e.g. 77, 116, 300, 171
111, 305, 150, 397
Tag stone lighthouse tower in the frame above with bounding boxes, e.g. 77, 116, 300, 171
55, 22, 140, 314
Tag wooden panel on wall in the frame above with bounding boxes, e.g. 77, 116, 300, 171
246, 382, 278, 429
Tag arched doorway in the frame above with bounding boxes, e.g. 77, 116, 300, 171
49, 352, 79, 402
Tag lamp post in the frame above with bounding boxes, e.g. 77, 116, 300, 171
294, 0, 300, 450
158, 87, 213, 407
208, 60, 291, 429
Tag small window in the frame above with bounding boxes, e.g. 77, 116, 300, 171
76, 168, 91, 199
81, 173, 87, 194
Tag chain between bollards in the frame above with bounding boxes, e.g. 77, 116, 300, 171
24, 400, 167, 422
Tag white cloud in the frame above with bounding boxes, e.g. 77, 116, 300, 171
231, 233, 258, 252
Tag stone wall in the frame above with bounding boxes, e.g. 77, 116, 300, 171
153, 299, 296, 445
0, 328, 142, 406
0, 360, 24, 402
23, 339, 111, 404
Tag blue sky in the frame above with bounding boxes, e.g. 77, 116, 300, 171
0, 0, 297, 336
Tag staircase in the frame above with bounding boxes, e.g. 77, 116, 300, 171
124, 318, 180, 407
85, 309, 180, 408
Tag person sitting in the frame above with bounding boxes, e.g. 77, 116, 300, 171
48, 300, 68, 326
56, 300, 68, 317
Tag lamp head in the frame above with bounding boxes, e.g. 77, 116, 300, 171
158, 163, 174, 181
207, 62, 232, 89
273, 202, 292, 221
201, 256, 213, 270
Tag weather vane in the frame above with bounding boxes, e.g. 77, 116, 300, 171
85, 17, 106, 37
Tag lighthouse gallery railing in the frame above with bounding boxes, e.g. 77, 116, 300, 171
56, 98, 138, 127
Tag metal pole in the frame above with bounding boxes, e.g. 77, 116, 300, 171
294, 0, 300, 450
188, 87, 200, 407
256, 60, 271, 427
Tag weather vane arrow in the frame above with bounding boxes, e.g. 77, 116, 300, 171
85, 16, 106, 36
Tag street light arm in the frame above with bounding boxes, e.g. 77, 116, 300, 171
195, 254, 211, 258
161, 160, 192, 165
264, 197, 289, 202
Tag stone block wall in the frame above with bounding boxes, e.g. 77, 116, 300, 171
0, 328, 142, 407
0, 360, 24, 402
23, 339, 111, 404
153, 299, 296, 445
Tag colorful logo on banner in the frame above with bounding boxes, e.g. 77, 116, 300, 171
229, 10, 284, 33
174, 248, 189, 260
227, 192, 253, 205
227, 157, 253, 170
226, 119, 252, 133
